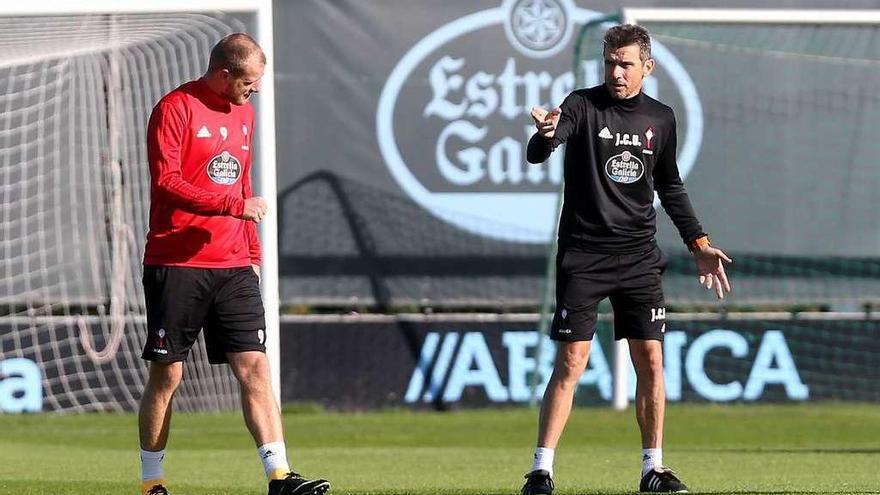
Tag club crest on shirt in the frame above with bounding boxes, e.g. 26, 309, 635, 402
604, 150, 644, 184
644, 126, 656, 150
206, 151, 242, 185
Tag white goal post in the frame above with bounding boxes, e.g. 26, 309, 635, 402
606, 7, 880, 411
0, 0, 280, 412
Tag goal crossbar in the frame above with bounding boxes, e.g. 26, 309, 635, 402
622, 8, 880, 25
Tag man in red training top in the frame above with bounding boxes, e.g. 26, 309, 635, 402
138, 33, 329, 495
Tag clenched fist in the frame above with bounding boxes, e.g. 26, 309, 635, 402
241, 196, 268, 223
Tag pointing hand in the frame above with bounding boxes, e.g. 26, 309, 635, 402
531, 106, 561, 139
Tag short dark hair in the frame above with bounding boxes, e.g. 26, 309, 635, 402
603, 24, 652, 62
208, 33, 266, 76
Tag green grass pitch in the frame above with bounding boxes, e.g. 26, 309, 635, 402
0, 403, 877, 494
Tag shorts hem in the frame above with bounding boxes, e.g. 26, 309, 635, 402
614, 334, 664, 341
550, 333, 595, 342
207, 345, 266, 365
141, 353, 189, 363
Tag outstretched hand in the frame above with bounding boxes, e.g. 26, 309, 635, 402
693, 245, 733, 299
531, 106, 561, 139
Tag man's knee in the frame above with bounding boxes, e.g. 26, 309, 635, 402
630, 340, 664, 377
146, 361, 183, 392
554, 342, 590, 383
229, 352, 270, 390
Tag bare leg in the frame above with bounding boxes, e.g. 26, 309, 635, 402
536, 341, 591, 448
628, 339, 665, 449
228, 351, 284, 445
139, 361, 183, 450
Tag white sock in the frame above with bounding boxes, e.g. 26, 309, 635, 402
642, 448, 662, 475
531, 447, 555, 477
140, 448, 165, 482
258, 441, 290, 479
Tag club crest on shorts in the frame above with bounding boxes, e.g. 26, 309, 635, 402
556, 307, 572, 334
152, 328, 168, 355
206, 151, 242, 185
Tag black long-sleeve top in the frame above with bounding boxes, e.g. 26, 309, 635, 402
528, 84, 705, 253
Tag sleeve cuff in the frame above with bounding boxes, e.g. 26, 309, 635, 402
227, 197, 245, 217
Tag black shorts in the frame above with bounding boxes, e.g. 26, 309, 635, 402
551, 244, 668, 342
142, 265, 266, 364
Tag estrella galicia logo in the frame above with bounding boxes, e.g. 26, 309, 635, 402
206, 151, 241, 185
377, 0, 703, 243
605, 150, 645, 184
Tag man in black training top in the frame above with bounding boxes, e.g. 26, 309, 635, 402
520, 24, 732, 495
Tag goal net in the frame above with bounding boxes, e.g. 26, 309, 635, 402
568, 9, 880, 309
0, 7, 263, 412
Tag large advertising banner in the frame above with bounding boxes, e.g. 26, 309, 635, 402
279, 317, 879, 409
2, 317, 876, 413
275, 1, 880, 308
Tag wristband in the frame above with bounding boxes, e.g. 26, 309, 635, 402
687, 235, 711, 253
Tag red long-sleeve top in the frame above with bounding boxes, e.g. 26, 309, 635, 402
144, 79, 261, 267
